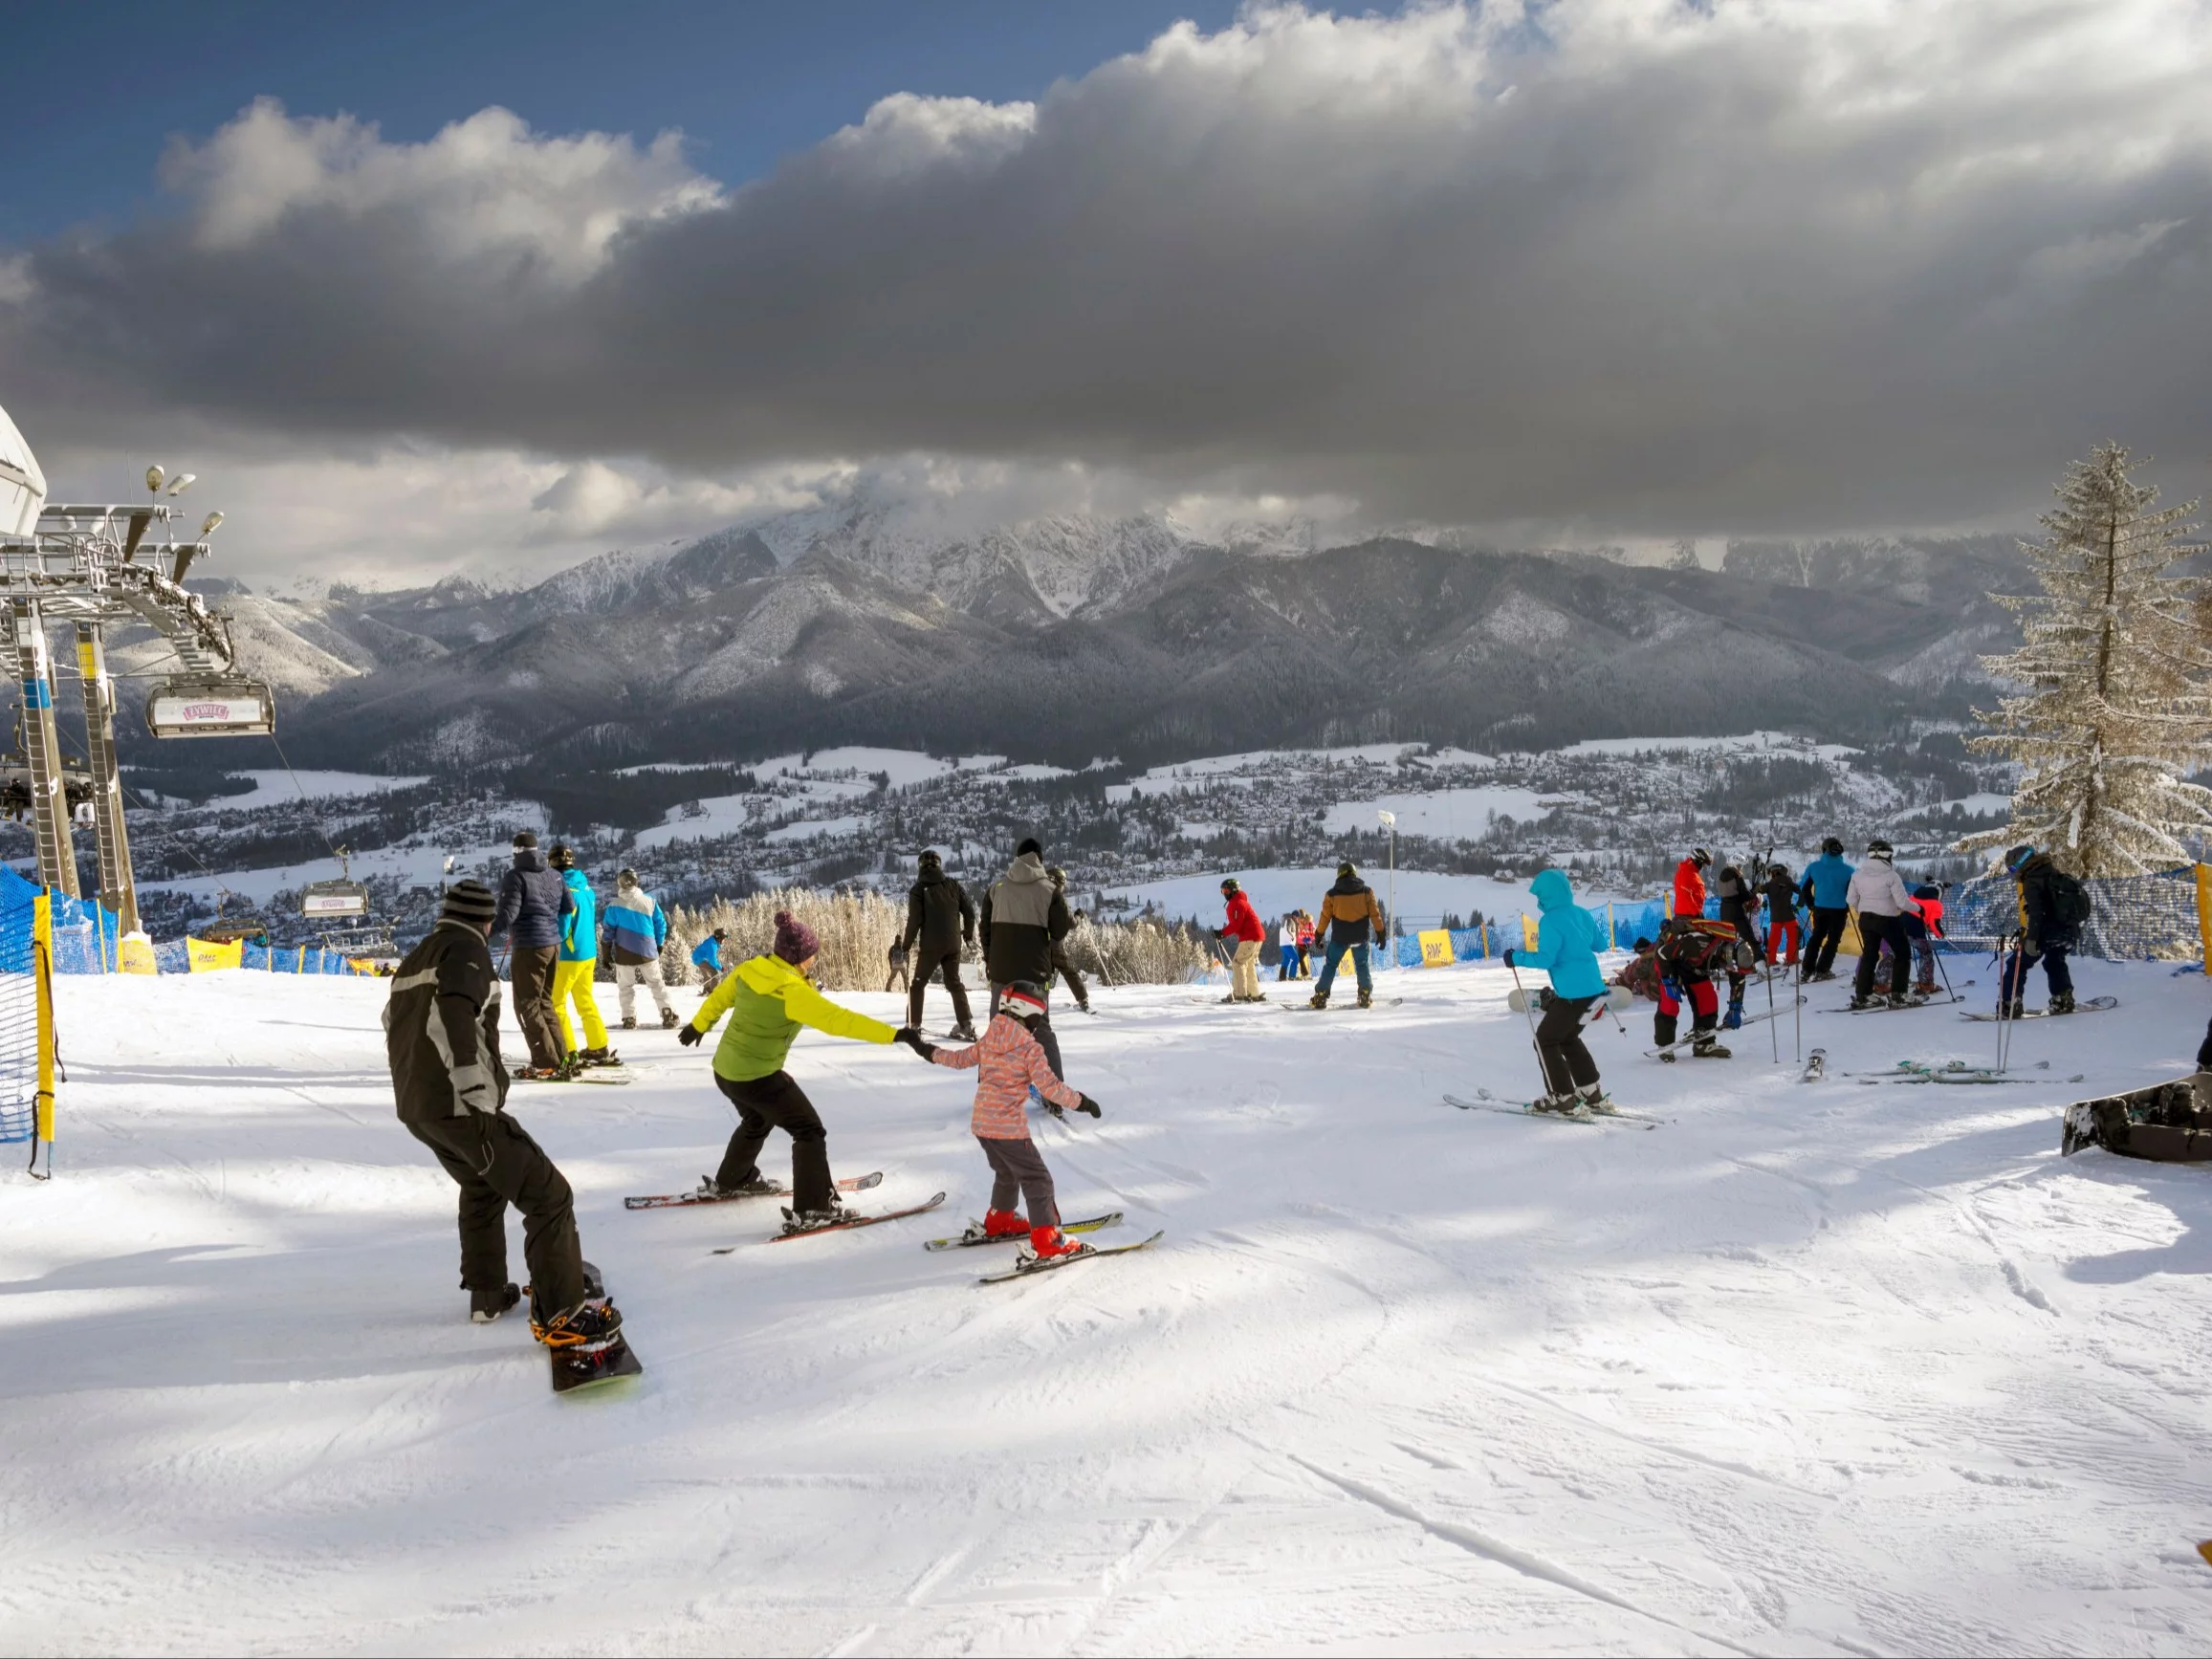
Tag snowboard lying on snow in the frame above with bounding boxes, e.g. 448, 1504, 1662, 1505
1961, 994, 2118, 1022
1506, 986, 1635, 1015
2062, 1077, 2212, 1163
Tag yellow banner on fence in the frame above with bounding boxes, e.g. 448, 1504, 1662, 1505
118, 933, 157, 974
1522, 913, 1540, 951
1417, 928, 1455, 968
2196, 864, 2212, 974
186, 937, 244, 972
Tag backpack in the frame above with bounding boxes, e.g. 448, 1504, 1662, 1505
1657, 917, 1750, 974
2046, 869, 2092, 928
1614, 950, 1667, 1003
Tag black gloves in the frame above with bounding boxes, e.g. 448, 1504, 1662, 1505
894, 1026, 938, 1061
1501, 947, 1516, 969
677, 1023, 703, 1047
1075, 1094, 1103, 1119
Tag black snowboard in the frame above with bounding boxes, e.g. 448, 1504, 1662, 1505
2061, 1078, 2212, 1164
551, 1337, 644, 1394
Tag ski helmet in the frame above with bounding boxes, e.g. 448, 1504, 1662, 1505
1822, 837, 1844, 856
2004, 843, 2035, 872
547, 842, 575, 870
1689, 847, 1711, 866
1337, 861, 1358, 879
1001, 981, 1049, 1022
1866, 838, 1894, 861
1220, 877, 1240, 894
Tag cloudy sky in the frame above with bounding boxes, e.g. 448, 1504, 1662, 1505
4, 0, 2208, 586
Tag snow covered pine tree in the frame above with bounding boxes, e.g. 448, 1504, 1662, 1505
1960, 443, 2212, 877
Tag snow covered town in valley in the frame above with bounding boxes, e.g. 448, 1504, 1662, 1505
10, 2, 2212, 1652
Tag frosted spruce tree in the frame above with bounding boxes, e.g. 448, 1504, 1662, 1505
1960, 444, 2211, 877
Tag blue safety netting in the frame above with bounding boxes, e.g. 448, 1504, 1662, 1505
0, 869, 39, 1143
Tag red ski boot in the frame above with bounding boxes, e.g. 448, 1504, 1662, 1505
982, 1209, 1029, 1240
1022, 1225, 1095, 1268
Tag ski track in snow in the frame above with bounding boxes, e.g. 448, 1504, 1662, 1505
4, 964, 2212, 1653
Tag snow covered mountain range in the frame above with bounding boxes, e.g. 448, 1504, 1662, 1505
114, 503, 2025, 779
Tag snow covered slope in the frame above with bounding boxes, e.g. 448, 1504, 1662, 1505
7, 963, 2209, 1652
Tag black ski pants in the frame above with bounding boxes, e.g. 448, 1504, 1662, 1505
714, 1070, 833, 1212
1050, 945, 1090, 1009
908, 949, 975, 1032
404, 1108, 585, 1321
989, 984, 1064, 1080
1805, 907, 1850, 976
509, 944, 566, 1069
1852, 912, 1913, 999
978, 1134, 1059, 1228
1535, 993, 1601, 1097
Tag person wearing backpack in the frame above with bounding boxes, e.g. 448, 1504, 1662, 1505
2003, 845, 2086, 1015
1845, 838, 1916, 1010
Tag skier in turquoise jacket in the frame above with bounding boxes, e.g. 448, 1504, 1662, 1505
1501, 867, 1613, 1115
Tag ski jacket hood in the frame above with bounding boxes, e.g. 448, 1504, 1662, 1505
557, 868, 598, 963
1800, 853, 1854, 910
491, 847, 569, 950
602, 884, 667, 967
1518, 871, 1606, 999
690, 951, 896, 1081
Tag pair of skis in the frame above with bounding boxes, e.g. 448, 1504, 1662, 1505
1641, 993, 1806, 1058
1442, 1090, 1663, 1129
1960, 994, 2118, 1022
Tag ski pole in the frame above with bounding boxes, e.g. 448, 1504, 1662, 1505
1507, 959, 1551, 1097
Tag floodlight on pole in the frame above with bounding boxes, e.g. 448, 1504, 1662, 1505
199, 511, 223, 537
165, 473, 196, 496
144, 465, 164, 494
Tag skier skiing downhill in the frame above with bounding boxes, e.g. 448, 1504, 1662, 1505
1309, 862, 1386, 1009
1846, 839, 1916, 1009
1500, 868, 1613, 1115
602, 869, 678, 1030
1216, 878, 1267, 1002
679, 910, 915, 1231
1797, 838, 1855, 982
491, 831, 572, 1080
1760, 861, 1802, 968
899, 849, 977, 1040
384, 879, 621, 1348
547, 844, 613, 1064
980, 839, 1075, 1079
905, 981, 1104, 1264
1713, 862, 1762, 1029
2001, 845, 2087, 1016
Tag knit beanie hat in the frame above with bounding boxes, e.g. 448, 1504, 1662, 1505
440, 879, 498, 927
772, 909, 820, 964
512, 831, 537, 850
919, 848, 943, 869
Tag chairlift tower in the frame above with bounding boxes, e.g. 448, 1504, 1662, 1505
0, 401, 274, 931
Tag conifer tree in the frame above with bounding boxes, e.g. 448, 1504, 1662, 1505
1960, 444, 2210, 877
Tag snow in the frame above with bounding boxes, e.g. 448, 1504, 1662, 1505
1553, 731, 1862, 762
765, 814, 865, 843
631, 794, 756, 851
215, 770, 427, 809
1322, 786, 1567, 838
9, 962, 2212, 1651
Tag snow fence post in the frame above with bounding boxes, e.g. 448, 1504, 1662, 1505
2197, 864, 2212, 975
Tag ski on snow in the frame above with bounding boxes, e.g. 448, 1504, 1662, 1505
1443, 1090, 1662, 1128
1642, 994, 1805, 1058
712, 1191, 948, 1253
977, 1230, 1167, 1284
1285, 997, 1403, 1012
925, 1212, 1124, 1251
1960, 994, 2118, 1022
626, 1170, 884, 1211
1818, 993, 1969, 1015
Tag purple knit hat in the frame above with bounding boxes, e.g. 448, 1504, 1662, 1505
772, 909, 820, 965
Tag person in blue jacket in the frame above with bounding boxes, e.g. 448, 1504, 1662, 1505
1796, 837, 1856, 983
1502, 867, 1613, 1116
690, 927, 730, 995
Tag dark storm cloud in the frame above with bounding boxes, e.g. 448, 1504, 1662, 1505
8, 0, 2212, 536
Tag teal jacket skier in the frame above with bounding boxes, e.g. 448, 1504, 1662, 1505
1509, 868, 1606, 999
558, 868, 598, 964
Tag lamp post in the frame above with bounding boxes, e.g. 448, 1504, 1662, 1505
1377, 809, 1396, 967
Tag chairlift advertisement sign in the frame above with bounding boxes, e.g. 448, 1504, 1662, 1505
143, 679, 275, 738
301, 882, 369, 918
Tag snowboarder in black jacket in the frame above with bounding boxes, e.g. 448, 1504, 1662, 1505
385, 879, 618, 1349
2002, 844, 2082, 1016
899, 849, 977, 1038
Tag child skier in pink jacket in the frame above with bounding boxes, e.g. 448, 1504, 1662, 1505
906, 979, 1102, 1261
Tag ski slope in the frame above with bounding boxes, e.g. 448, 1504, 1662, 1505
6, 960, 2212, 1653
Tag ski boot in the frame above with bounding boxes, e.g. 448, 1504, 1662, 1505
1914, 979, 1938, 998
975, 1208, 1029, 1242
1531, 1091, 1592, 1120
1847, 993, 1874, 1011
1074, 1000, 1094, 1015
515, 1062, 567, 1081
1019, 1225, 1095, 1269
1357, 989, 1373, 1009
1308, 991, 1329, 1010
1885, 991, 1916, 1009
2000, 999, 2026, 1019
2048, 992, 2075, 1015
578, 1046, 621, 1067
697, 1172, 779, 1200
660, 1007, 682, 1030
531, 1299, 623, 1350
949, 1022, 979, 1043
621, 1015, 638, 1031
1692, 1035, 1732, 1059
778, 1199, 852, 1236
1657, 1049, 1677, 1063
1722, 999, 1744, 1031
471, 1282, 521, 1324
1576, 1082, 1618, 1116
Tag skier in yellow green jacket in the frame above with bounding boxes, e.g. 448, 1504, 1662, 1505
678, 909, 927, 1231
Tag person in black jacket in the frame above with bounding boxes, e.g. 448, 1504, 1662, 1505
2003, 844, 2081, 1016
1759, 862, 1801, 969
899, 849, 977, 1038
489, 831, 572, 1076
1713, 862, 1763, 1029
980, 839, 1074, 1076
1046, 865, 1092, 1014
386, 880, 618, 1348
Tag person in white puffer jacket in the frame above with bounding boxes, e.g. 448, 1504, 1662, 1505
1846, 838, 1916, 1008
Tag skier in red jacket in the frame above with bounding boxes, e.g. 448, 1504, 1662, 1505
1216, 878, 1267, 1003
1673, 848, 1711, 922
